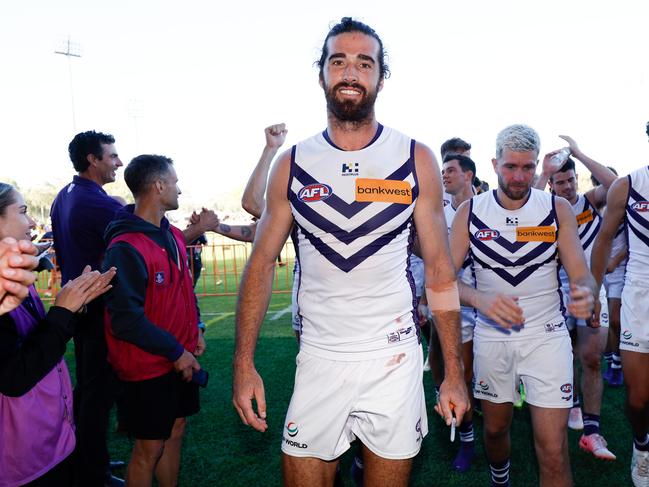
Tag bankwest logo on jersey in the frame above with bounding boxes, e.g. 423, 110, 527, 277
298, 184, 332, 202
474, 229, 500, 240
632, 201, 649, 212
355, 178, 412, 204
576, 209, 594, 225
516, 226, 556, 242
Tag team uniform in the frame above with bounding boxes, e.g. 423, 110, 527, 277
444, 203, 475, 343
620, 167, 649, 353
282, 125, 427, 460
469, 189, 573, 407
559, 194, 609, 328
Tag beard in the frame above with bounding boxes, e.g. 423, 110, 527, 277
324, 81, 378, 122
498, 173, 530, 201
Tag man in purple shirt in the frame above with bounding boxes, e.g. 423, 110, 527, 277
51, 130, 125, 487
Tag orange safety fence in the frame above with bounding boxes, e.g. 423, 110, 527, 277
34, 241, 296, 300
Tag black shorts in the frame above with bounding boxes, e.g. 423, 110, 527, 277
122, 370, 200, 440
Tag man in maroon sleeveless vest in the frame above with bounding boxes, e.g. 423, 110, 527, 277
103, 154, 204, 487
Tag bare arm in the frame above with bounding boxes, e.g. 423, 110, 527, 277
606, 245, 627, 273
591, 178, 628, 289
215, 222, 257, 243
558, 136, 617, 208
241, 124, 288, 218
232, 149, 294, 432
413, 142, 469, 425
555, 197, 596, 321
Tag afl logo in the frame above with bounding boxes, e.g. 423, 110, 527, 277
298, 184, 332, 202
631, 201, 649, 212
474, 229, 500, 240
560, 383, 572, 394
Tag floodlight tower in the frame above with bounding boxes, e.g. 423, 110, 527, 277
55, 37, 81, 132
128, 98, 144, 152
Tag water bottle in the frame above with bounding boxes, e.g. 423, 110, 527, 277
550, 148, 571, 167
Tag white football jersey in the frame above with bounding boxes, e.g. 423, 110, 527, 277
625, 166, 649, 281
468, 189, 566, 341
289, 125, 420, 360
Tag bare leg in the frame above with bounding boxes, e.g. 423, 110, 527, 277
529, 405, 573, 487
361, 444, 412, 487
607, 299, 621, 356
155, 418, 186, 487
577, 326, 607, 416
481, 401, 513, 463
126, 439, 165, 487
622, 351, 649, 439
282, 454, 339, 487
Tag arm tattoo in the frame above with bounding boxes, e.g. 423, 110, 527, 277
219, 223, 231, 233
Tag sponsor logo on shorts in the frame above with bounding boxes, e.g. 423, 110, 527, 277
621, 329, 640, 348
283, 436, 308, 449
355, 178, 412, 204
576, 209, 594, 225
286, 422, 299, 437
544, 321, 565, 333
474, 229, 500, 241
515, 226, 556, 242
298, 184, 332, 202
415, 418, 424, 443
341, 163, 359, 176
474, 380, 498, 398
602, 313, 609, 320
155, 271, 165, 284
506, 217, 519, 226
631, 201, 649, 212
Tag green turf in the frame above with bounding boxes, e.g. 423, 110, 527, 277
64, 293, 633, 486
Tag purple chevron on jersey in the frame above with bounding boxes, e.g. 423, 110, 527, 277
295, 217, 412, 273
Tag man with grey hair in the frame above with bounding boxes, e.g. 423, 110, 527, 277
449, 124, 596, 486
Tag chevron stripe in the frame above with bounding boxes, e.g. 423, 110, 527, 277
471, 249, 558, 287
296, 217, 413, 273
290, 189, 414, 245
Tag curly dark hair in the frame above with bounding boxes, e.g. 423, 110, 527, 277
316, 17, 390, 80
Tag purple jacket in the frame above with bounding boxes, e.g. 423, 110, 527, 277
0, 287, 75, 487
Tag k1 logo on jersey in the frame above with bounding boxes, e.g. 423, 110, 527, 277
341, 163, 359, 176
631, 201, 649, 212
298, 184, 332, 203
474, 229, 500, 241
154, 271, 165, 284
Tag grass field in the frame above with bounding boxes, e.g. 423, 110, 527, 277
64, 291, 635, 486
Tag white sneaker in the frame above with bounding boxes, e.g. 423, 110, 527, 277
632, 445, 649, 487
568, 407, 584, 430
